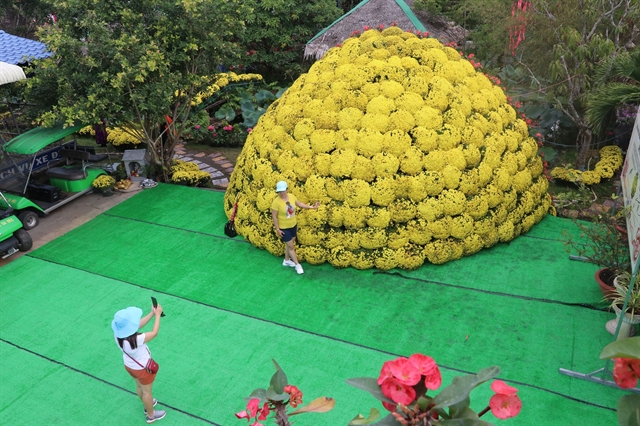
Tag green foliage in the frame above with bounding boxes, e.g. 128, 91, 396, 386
237, 0, 342, 82
600, 337, 640, 359
24, 0, 250, 180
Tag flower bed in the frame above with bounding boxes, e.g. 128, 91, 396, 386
224, 27, 553, 269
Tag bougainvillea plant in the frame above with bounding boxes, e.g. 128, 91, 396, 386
600, 337, 640, 425
235, 359, 335, 426
224, 27, 552, 270
347, 354, 521, 425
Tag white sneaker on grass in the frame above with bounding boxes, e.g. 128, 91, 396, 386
144, 398, 158, 415
295, 264, 304, 274
283, 259, 296, 267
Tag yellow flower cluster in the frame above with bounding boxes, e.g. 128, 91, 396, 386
79, 125, 143, 146
550, 146, 623, 185
91, 175, 115, 190
224, 28, 553, 269
170, 160, 211, 187
190, 72, 263, 106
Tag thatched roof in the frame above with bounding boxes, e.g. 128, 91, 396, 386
304, 0, 468, 61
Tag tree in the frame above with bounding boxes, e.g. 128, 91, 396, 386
586, 50, 640, 134
238, 0, 342, 82
23, 0, 250, 180
456, 0, 639, 168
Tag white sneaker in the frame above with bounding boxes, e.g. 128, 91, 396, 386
295, 264, 304, 274
283, 259, 296, 267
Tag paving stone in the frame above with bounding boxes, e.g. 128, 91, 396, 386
181, 156, 194, 161
212, 178, 229, 186
211, 152, 223, 157
175, 150, 186, 155
218, 182, 229, 188
212, 156, 225, 162
220, 162, 233, 168
201, 166, 217, 173
194, 152, 206, 158
224, 168, 234, 173
197, 163, 209, 170
210, 171, 224, 178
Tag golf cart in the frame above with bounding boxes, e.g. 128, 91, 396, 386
0, 124, 109, 229
0, 190, 32, 259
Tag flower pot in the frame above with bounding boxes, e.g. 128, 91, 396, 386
606, 304, 640, 339
102, 188, 114, 197
595, 268, 617, 300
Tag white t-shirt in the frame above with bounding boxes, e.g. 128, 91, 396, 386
115, 333, 151, 370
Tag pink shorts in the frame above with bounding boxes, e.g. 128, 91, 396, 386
125, 365, 156, 385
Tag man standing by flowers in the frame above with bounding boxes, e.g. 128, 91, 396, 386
271, 181, 319, 274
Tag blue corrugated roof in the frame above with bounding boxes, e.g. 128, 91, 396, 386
0, 30, 53, 65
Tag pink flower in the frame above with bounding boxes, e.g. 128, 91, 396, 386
408, 354, 442, 390
247, 128, 253, 133
378, 360, 395, 385
235, 410, 249, 420
380, 377, 416, 405
489, 380, 522, 419
614, 358, 640, 388
257, 402, 270, 421
381, 401, 397, 412
208, 125, 215, 131
246, 398, 260, 417
224, 125, 233, 131
423, 366, 442, 390
468, 53, 475, 59
388, 357, 421, 386
194, 125, 200, 130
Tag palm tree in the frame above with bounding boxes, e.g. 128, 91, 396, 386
586, 50, 640, 134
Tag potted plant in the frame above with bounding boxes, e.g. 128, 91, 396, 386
91, 175, 116, 196
606, 272, 640, 338
563, 212, 630, 299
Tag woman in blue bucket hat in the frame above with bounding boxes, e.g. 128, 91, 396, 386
112, 304, 165, 423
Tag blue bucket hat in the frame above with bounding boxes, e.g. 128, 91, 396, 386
276, 181, 288, 192
111, 307, 142, 338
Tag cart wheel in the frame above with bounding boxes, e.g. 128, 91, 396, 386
18, 211, 39, 230
15, 229, 33, 252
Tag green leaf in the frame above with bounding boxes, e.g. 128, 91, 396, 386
266, 387, 288, 401
214, 104, 236, 121
289, 396, 335, 415
538, 146, 556, 161
255, 89, 276, 102
247, 388, 267, 402
348, 408, 382, 425
345, 377, 394, 404
433, 367, 500, 409
269, 366, 288, 394
276, 87, 288, 98
617, 394, 640, 426
240, 98, 256, 112
447, 396, 471, 418
600, 337, 640, 360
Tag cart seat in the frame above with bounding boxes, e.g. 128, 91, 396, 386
46, 167, 87, 180
60, 149, 108, 163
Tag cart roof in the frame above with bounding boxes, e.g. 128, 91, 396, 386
0, 61, 26, 85
2, 124, 84, 155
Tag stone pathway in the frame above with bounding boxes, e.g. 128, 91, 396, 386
173, 144, 234, 189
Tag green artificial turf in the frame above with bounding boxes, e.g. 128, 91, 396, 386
0, 186, 627, 425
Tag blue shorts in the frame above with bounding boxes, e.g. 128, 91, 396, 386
281, 225, 297, 243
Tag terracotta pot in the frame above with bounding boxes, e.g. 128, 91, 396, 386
595, 268, 617, 300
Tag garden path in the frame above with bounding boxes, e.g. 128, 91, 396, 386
173, 143, 233, 189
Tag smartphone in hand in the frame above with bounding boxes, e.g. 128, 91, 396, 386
151, 296, 166, 317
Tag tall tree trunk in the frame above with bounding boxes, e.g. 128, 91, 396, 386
575, 125, 593, 170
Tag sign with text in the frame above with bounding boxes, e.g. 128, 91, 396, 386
0, 142, 73, 185
620, 112, 640, 274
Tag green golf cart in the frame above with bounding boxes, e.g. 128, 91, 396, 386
0, 124, 109, 229
0, 190, 32, 259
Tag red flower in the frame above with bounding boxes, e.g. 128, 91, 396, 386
380, 377, 416, 405
378, 360, 395, 385
408, 354, 442, 390
613, 358, 640, 388
257, 402, 270, 421
382, 401, 397, 412
489, 380, 522, 419
246, 398, 260, 417
423, 364, 442, 390
388, 357, 421, 386
284, 385, 303, 407
468, 53, 475, 59
208, 125, 215, 131
224, 125, 233, 131
235, 410, 249, 420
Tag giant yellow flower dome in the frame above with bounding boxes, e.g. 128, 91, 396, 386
224, 27, 552, 270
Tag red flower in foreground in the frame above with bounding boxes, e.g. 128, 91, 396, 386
257, 402, 270, 421
378, 360, 395, 385
613, 358, 640, 388
388, 357, 421, 386
489, 380, 522, 419
382, 401, 397, 412
236, 398, 261, 420
284, 385, 303, 407
408, 353, 442, 390
380, 377, 416, 405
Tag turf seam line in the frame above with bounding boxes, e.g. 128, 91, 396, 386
101, 212, 250, 244
24, 256, 616, 412
373, 271, 607, 312
0, 338, 221, 425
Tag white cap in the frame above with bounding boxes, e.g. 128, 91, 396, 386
276, 181, 288, 192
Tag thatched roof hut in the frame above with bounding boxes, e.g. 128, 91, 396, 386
304, 0, 468, 61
